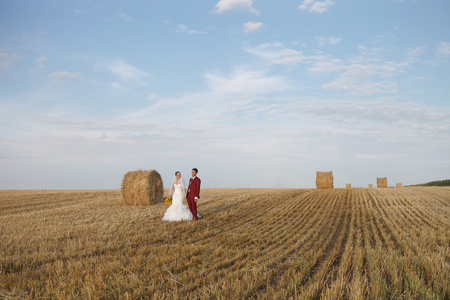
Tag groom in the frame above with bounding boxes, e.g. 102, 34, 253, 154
186, 168, 201, 221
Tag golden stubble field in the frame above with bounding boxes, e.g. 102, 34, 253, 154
0, 187, 449, 299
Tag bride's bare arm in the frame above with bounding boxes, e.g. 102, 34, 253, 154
170, 184, 174, 197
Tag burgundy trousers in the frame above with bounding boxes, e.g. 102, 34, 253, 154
187, 196, 198, 220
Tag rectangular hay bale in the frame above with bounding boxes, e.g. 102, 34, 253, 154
316, 171, 333, 189
377, 177, 388, 188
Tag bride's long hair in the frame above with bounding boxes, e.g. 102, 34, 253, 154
169, 171, 187, 196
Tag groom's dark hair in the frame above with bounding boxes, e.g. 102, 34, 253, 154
192, 168, 198, 174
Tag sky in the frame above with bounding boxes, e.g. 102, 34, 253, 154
1, 0, 449, 189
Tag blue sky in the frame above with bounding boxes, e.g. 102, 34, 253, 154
1, 0, 449, 189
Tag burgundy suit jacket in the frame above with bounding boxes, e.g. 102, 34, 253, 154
187, 177, 201, 200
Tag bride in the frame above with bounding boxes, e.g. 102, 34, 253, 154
162, 171, 193, 221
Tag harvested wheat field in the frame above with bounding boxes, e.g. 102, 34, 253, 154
1, 188, 449, 299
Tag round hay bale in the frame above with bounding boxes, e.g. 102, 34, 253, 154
396, 183, 403, 188
346, 183, 351, 189
316, 171, 333, 189
121, 169, 164, 205
377, 177, 388, 188
368, 184, 373, 188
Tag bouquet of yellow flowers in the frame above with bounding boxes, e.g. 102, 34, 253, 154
164, 197, 172, 205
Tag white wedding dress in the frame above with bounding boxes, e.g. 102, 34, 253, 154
162, 183, 193, 221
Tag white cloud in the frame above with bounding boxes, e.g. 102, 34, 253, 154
36, 117, 159, 143
48, 70, 83, 81
117, 12, 134, 22
204, 68, 289, 95
290, 99, 408, 123
317, 61, 402, 96
322, 80, 398, 96
95, 59, 150, 89
36, 57, 47, 65
315, 36, 342, 46
72, 9, 87, 14
243, 21, 263, 33
246, 41, 419, 97
71, 3, 107, 15
308, 58, 344, 73
437, 42, 450, 56
406, 47, 425, 58
104, 59, 149, 81
308, 46, 419, 96
148, 94, 159, 101
0, 47, 20, 70
29, 57, 47, 73
341, 63, 399, 79
211, 0, 259, 14
282, 98, 450, 148
20, 94, 448, 166
245, 43, 311, 66
176, 24, 205, 34
298, 0, 334, 14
